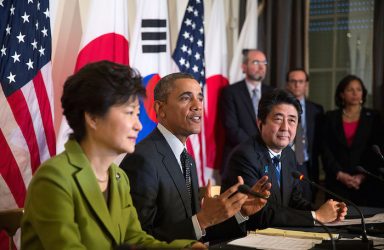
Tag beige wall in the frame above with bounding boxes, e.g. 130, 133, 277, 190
49, 0, 240, 135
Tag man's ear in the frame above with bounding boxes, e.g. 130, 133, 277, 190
84, 112, 97, 130
154, 100, 165, 119
256, 119, 262, 132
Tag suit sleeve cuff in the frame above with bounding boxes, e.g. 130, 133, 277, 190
192, 215, 205, 239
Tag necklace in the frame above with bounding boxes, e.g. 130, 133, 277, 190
96, 175, 109, 183
342, 106, 361, 119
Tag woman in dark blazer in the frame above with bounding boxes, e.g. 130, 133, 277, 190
21, 61, 201, 249
322, 75, 384, 206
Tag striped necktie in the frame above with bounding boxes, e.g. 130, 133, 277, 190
180, 149, 192, 200
252, 88, 259, 116
272, 155, 281, 188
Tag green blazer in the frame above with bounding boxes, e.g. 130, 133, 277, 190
21, 140, 194, 250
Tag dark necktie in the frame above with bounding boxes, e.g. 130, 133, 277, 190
272, 155, 281, 188
295, 123, 305, 165
180, 149, 192, 200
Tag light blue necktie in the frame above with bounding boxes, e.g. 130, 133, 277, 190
272, 155, 281, 188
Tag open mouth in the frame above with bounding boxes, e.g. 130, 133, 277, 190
188, 114, 201, 123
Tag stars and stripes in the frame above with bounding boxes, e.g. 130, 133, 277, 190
0, 0, 55, 247
172, 0, 205, 86
172, 0, 206, 185
1, 0, 51, 96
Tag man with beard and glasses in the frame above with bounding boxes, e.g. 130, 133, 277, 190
220, 49, 274, 173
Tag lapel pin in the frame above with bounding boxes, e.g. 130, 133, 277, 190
116, 173, 121, 181
263, 165, 269, 175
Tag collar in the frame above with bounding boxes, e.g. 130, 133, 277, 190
299, 97, 305, 104
64, 139, 92, 169
245, 79, 261, 96
157, 123, 186, 164
267, 147, 282, 159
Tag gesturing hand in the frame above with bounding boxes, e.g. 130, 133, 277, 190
196, 176, 247, 229
240, 175, 271, 216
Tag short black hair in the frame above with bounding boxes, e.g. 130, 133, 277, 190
257, 89, 302, 124
61, 60, 145, 142
285, 68, 309, 82
154, 72, 195, 102
335, 74, 367, 108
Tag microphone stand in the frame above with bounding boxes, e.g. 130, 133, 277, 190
372, 145, 384, 163
356, 166, 384, 184
238, 185, 336, 250
292, 172, 374, 250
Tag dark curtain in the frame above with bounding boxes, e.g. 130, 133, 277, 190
258, 0, 306, 88
373, 0, 384, 117
239, 0, 306, 88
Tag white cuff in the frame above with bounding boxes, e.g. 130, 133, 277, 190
235, 211, 249, 224
192, 215, 206, 239
311, 211, 317, 225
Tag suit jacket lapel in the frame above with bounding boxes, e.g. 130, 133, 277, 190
66, 142, 119, 244
350, 108, 369, 149
108, 166, 123, 242
305, 100, 314, 155
255, 139, 282, 203
334, 110, 348, 147
153, 129, 194, 217
280, 151, 292, 206
190, 158, 200, 213
240, 81, 257, 122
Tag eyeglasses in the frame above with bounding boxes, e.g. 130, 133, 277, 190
288, 80, 306, 84
250, 60, 268, 65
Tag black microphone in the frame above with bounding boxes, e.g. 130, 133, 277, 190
372, 145, 384, 163
356, 166, 384, 184
292, 171, 370, 243
238, 184, 336, 250
238, 184, 270, 200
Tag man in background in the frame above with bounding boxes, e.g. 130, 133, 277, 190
220, 49, 273, 172
286, 68, 324, 202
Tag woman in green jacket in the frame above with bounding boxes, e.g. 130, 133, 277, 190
21, 61, 202, 249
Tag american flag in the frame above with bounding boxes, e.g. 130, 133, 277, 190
173, 0, 205, 86
0, 0, 55, 216
172, 0, 207, 185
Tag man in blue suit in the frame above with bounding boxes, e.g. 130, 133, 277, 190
120, 73, 271, 242
222, 89, 347, 228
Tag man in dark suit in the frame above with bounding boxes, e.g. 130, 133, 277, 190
220, 49, 274, 172
222, 89, 347, 228
120, 73, 271, 242
285, 68, 324, 202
